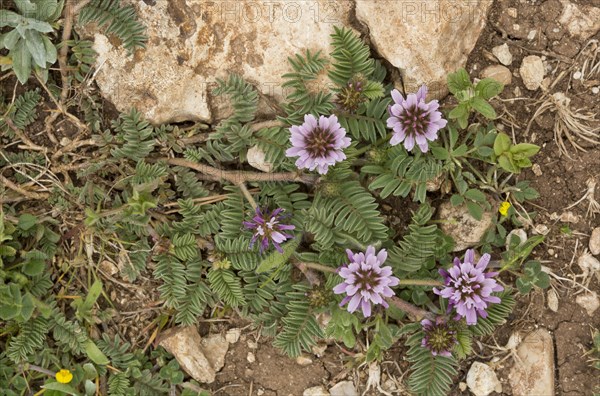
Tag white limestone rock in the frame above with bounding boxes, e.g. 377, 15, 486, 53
466, 361, 502, 396
559, 0, 600, 40
329, 381, 358, 396
509, 329, 555, 396
481, 65, 512, 86
86, 0, 353, 124
576, 292, 599, 316
492, 43, 513, 66
520, 56, 545, 91
158, 327, 223, 384
354, 0, 494, 99
438, 201, 494, 252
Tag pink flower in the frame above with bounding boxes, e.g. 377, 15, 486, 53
243, 207, 295, 253
386, 85, 447, 153
421, 317, 458, 357
286, 114, 351, 175
333, 246, 399, 317
434, 249, 504, 325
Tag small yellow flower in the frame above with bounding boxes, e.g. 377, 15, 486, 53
55, 369, 73, 384
499, 201, 511, 216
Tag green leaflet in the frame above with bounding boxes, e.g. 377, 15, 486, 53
256, 239, 300, 273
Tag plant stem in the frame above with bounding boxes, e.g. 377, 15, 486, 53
386, 296, 434, 321
237, 182, 258, 210
24, 364, 55, 377
463, 159, 489, 185
163, 158, 318, 185
398, 279, 444, 287
249, 119, 285, 132
301, 262, 338, 273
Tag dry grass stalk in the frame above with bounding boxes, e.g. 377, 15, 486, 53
527, 92, 600, 157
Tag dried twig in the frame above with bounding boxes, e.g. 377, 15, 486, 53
3, 117, 49, 153
42, 0, 92, 138
0, 174, 50, 200
163, 157, 318, 185
52, 138, 97, 160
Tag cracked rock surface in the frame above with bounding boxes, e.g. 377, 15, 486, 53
509, 328, 555, 396
355, 0, 493, 99
84, 0, 492, 125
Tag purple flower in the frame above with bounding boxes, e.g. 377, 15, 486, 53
243, 207, 295, 253
421, 317, 458, 357
386, 85, 447, 153
333, 246, 399, 317
337, 76, 367, 113
285, 114, 351, 175
434, 249, 504, 325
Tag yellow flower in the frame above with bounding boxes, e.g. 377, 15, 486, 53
55, 369, 73, 384
499, 201, 511, 216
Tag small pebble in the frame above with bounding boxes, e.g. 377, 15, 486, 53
492, 43, 513, 66
548, 248, 555, 256
329, 381, 358, 396
303, 386, 330, 396
247, 352, 256, 363
99, 260, 119, 276
573, 71, 582, 80
578, 253, 600, 275
559, 211, 580, 223
592, 87, 599, 94
296, 355, 313, 366
225, 328, 241, 344
532, 163, 542, 176
481, 65, 512, 86
467, 362, 502, 396
576, 292, 599, 316
534, 224, 550, 235
547, 289, 559, 312
520, 55, 545, 90
513, 86, 522, 96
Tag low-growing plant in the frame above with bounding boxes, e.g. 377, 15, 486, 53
0, 23, 546, 396
0, 0, 63, 84
0, 0, 146, 85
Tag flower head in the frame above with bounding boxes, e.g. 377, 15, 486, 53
336, 75, 367, 113
243, 207, 295, 253
499, 201, 511, 216
421, 317, 458, 357
434, 249, 504, 325
333, 246, 399, 317
286, 114, 351, 175
55, 369, 73, 384
387, 85, 447, 153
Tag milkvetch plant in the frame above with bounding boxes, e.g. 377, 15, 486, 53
1, 22, 544, 396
